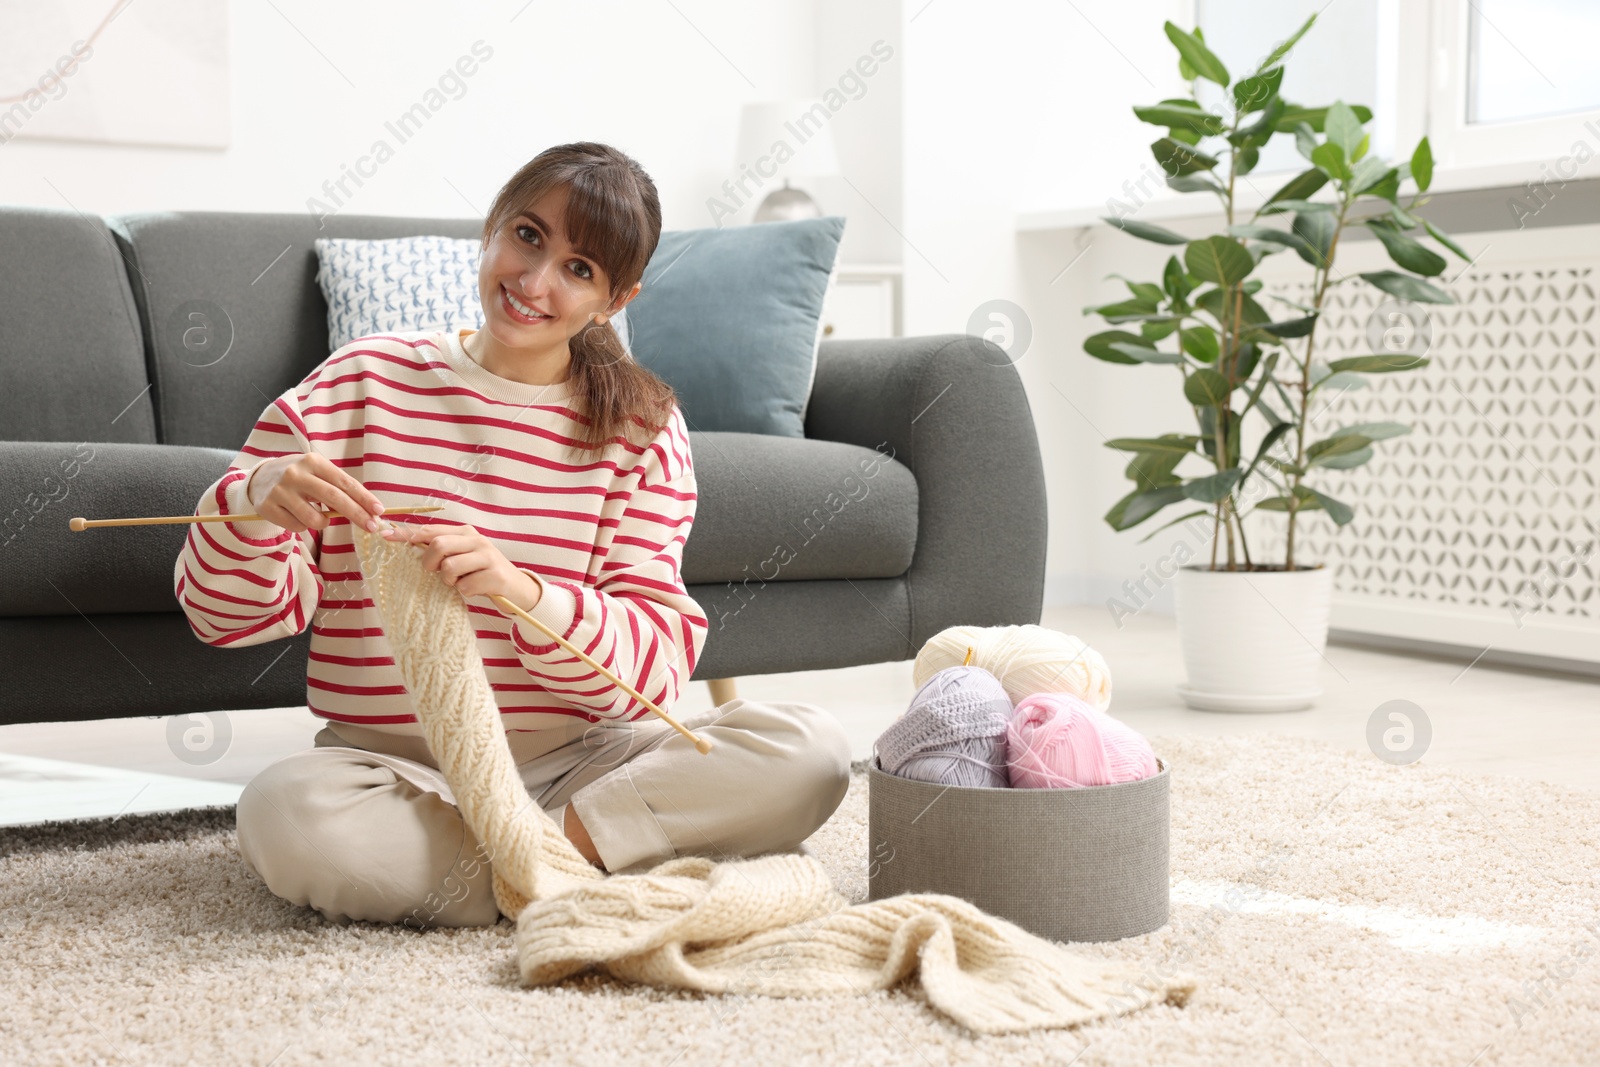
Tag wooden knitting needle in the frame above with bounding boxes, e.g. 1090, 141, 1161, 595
66, 507, 714, 756
68, 505, 445, 530
487, 592, 714, 755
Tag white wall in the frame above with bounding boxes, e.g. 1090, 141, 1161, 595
0, 0, 905, 265
900, 0, 1194, 618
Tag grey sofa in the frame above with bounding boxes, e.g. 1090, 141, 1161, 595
0, 206, 1047, 726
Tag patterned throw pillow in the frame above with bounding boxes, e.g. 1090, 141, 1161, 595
313, 234, 631, 353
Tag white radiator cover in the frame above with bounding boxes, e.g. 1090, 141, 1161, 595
1246, 221, 1599, 672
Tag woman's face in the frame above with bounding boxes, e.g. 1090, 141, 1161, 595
478, 184, 618, 351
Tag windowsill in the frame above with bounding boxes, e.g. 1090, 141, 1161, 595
1016, 160, 1600, 235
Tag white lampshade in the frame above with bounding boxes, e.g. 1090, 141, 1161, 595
734, 100, 841, 182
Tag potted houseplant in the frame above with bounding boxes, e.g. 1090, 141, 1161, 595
1084, 14, 1470, 711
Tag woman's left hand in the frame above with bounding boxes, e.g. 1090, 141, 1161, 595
381, 522, 542, 610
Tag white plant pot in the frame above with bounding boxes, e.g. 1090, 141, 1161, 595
1173, 563, 1334, 712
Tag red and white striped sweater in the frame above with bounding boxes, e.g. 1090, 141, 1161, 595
173, 327, 708, 748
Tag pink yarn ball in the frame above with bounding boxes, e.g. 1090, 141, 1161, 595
1005, 692, 1157, 789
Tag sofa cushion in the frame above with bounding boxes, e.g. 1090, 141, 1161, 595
0, 207, 157, 445
0, 441, 234, 617
311, 234, 631, 352
682, 432, 916, 583
0, 433, 916, 617
614, 215, 846, 438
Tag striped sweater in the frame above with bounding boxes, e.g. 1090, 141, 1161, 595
172, 328, 708, 748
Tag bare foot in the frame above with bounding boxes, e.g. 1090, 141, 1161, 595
564, 804, 606, 870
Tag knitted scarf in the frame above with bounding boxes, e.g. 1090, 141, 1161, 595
350, 526, 1195, 1035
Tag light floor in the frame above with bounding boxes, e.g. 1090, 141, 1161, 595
1, 603, 1594, 827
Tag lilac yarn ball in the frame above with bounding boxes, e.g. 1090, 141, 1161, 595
1005, 692, 1157, 789
874, 666, 1014, 788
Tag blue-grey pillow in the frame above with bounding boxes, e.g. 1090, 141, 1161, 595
313, 234, 631, 352
625, 216, 845, 437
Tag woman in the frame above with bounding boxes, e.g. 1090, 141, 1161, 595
173, 142, 851, 928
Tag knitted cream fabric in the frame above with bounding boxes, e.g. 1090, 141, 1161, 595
351, 526, 1196, 1035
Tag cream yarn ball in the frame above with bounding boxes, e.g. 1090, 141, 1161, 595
913, 625, 1113, 712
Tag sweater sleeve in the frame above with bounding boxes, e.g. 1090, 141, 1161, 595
503, 411, 709, 722
172, 381, 326, 648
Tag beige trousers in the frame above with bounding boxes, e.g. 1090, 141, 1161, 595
234, 698, 853, 928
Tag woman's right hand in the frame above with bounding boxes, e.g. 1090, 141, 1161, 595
244, 452, 386, 534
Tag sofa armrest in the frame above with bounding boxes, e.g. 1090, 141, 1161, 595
805, 334, 1047, 653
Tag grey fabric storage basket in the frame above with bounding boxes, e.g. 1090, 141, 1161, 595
867, 756, 1170, 943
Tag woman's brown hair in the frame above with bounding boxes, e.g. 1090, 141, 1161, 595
481, 142, 676, 464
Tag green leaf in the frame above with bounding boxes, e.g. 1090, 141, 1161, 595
1167, 174, 1226, 194
1326, 353, 1431, 373
1262, 168, 1328, 209
1324, 101, 1364, 153
1333, 420, 1411, 441
1136, 508, 1213, 544
1161, 256, 1194, 302
1368, 222, 1447, 276
1164, 22, 1230, 85
1125, 449, 1184, 491
1292, 211, 1336, 267
1152, 137, 1218, 176
1256, 315, 1318, 338
1317, 371, 1371, 393
1104, 435, 1203, 454
1310, 141, 1349, 181
1258, 198, 1337, 215
1244, 420, 1293, 483
1105, 485, 1190, 530
1274, 103, 1372, 133
1307, 433, 1373, 466
1184, 236, 1256, 285
1086, 299, 1165, 324
1102, 216, 1190, 245
1349, 158, 1395, 194
1179, 324, 1220, 363
1133, 102, 1226, 136
1231, 339, 1261, 383
1295, 121, 1318, 161
1229, 223, 1316, 259
1184, 368, 1232, 407
1316, 446, 1374, 470
1365, 170, 1402, 202
1238, 349, 1282, 422
1183, 468, 1242, 503
1140, 317, 1179, 341
1425, 219, 1472, 261
1256, 13, 1316, 73
1302, 485, 1355, 525
1351, 132, 1370, 163
1237, 144, 1261, 175
1232, 66, 1284, 113
1262, 455, 1306, 477
1410, 136, 1434, 192
1084, 329, 1148, 364
1360, 270, 1453, 304
1115, 277, 1166, 303
1110, 342, 1186, 364
1389, 204, 1420, 229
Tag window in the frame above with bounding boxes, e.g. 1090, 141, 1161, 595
1467, 0, 1600, 125
1198, 0, 1600, 187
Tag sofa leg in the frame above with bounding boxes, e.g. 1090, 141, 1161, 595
707, 678, 739, 707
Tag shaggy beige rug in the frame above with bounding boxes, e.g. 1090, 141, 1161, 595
3, 734, 1597, 1066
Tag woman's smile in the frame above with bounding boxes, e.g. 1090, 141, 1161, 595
500, 283, 554, 325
